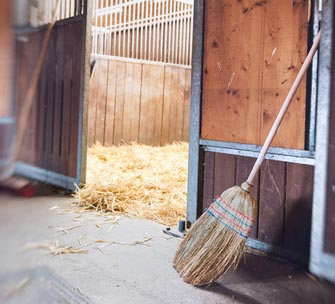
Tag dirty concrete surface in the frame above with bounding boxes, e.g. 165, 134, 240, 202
0, 192, 334, 304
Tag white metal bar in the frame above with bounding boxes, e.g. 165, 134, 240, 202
118, 0, 122, 56
131, 0, 136, 58
136, 1, 141, 59
189, 3, 193, 65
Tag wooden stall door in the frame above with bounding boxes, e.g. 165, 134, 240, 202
15, 14, 90, 190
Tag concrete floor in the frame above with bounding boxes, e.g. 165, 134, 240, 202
0, 191, 334, 304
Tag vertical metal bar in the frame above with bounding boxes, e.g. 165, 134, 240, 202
118, 0, 122, 56
136, 1, 141, 59
122, 0, 127, 57
148, 0, 153, 60
152, 0, 156, 60
132, 0, 136, 58
189, 2, 194, 65
182, 3, 187, 65
308, 1, 322, 151
185, 3, 190, 66
144, 0, 148, 60
112, 0, 116, 56
310, 0, 335, 284
171, 0, 176, 63
187, 0, 205, 224
160, 0, 166, 62
167, 0, 172, 63
99, 0, 103, 54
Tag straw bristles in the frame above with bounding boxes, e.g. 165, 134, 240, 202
173, 184, 257, 286
73, 142, 188, 226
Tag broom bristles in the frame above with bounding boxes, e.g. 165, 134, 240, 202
173, 182, 257, 286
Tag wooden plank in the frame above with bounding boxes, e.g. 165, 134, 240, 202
153, 65, 165, 146
201, 0, 264, 144
130, 62, 142, 142
87, 59, 100, 146
202, 151, 215, 211
235, 156, 259, 238
176, 67, 185, 141
182, 68, 191, 141
122, 61, 134, 143
104, 60, 117, 145
260, 0, 308, 149
68, 19, 83, 178
213, 153, 236, 198
139, 64, 150, 144
168, 66, 179, 142
161, 66, 172, 145
114, 61, 126, 144
258, 160, 286, 246
52, 25, 65, 173
95, 58, 108, 145
285, 163, 314, 255
145, 65, 157, 145
60, 22, 74, 175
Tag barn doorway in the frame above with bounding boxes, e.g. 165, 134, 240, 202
77, 0, 194, 226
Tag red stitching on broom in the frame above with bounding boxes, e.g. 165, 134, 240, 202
208, 205, 252, 234
216, 195, 255, 222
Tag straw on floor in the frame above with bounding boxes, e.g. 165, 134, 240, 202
73, 142, 188, 226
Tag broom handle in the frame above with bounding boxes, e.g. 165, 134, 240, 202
246, 30, 321, 186
13, 0, 61, 161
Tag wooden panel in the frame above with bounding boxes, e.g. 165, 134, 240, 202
182, 69, 191, 141
123, 62, 134, 143
285, 163, 314, 255
201, 0, 309, 150
139, 64, 151, 144
161, 66, 172, 144
89, 59, 191, 146
258, 160, 286, 246
202, 152, 315, 257
95, 59, 108, 144
176, 68, 185, 141
169, 67, 180, 142
52, 25, 65, 173
16, 17, 85, 178
104, 60, 117, 145
153, 65, 165, 146
213, 153, 236, 198
114, 61, 126, 144
260, 0, 308, 149
235, 156, 259, 238
129, 63, 142, 142
202, 152, 215, 211
87, 60, 99, 146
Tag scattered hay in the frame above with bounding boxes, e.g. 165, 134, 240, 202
73, 142, 188, 226
25, 242, 88, 255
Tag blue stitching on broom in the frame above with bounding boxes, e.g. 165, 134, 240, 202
213, 198, 253, 228
207, 209, 248, 238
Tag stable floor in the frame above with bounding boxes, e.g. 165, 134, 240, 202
0, 191, 334, 304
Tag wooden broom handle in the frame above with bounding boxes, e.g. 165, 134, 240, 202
13, 0, 61, 160
246, 30, 321, 186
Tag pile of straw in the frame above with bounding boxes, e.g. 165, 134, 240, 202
73, 142, 188, 226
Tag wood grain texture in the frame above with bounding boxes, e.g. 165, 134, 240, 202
104, 60, 117, 145
201, 0, 309, 149
95, 58, 108, 144
202, 152, 215, 211
258, 160, 286, 246
285, 163, 314, 255
16, 17, 85, 177
89, 59, 191, 146
114, 61, 126, 144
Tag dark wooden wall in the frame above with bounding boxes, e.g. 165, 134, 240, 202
16, 16, 85, 178
202, 152, 314, 257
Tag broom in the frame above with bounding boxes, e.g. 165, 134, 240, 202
173, 30, 321, 286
